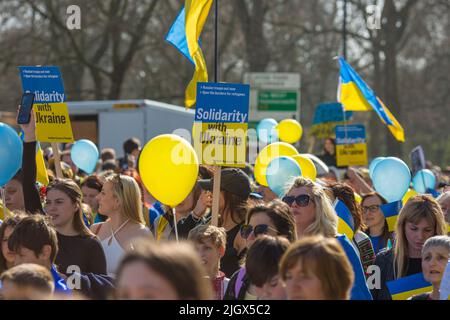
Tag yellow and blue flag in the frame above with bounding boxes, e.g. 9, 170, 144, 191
387, 272, 432, 300
334, 199, 355, 240
338, 57, 405, 142
380, 200, 402, 232
165, 6, 196, 65
165, 1, 213, 108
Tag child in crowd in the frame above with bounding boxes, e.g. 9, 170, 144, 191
0, 263, 55, 300
7, 215, 70, 294
188, 225, 229, 300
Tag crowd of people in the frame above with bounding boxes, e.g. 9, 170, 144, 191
0, 111, 449, 300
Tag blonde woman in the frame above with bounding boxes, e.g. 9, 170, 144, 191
91, 174, 153, 277
282, 176, 372, 300
372, 194, 447, 300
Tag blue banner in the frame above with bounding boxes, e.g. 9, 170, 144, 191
312, 102, 353, 125
335, 124, 366, 145
195, 82, 250, 123
18, 66, 66, 103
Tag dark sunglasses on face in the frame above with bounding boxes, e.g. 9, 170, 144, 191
282, 194, 312, 207
240, 224, 278, 239
362, 204, 381, 213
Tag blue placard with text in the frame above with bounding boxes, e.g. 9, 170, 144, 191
18, 66, 66, 103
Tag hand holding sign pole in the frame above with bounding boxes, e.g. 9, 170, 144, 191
194, 82, 250, 226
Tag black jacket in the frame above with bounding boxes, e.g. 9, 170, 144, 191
371, 248, 395, 300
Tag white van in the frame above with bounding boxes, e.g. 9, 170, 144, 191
67, 99, 194, 157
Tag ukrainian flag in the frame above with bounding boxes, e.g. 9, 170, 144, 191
387, 272, 432, 300
165, 1, 213, 108
380, 200, 402, 232
338, 57, 405, 142
334, 199, 355, 240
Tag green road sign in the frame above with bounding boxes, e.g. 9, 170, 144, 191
257, 90, 297, 111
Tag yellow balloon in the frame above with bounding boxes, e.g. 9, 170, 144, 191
276, 119, 303, 144
254, 142, 299, 186
402, 188, 418, 206
291, 154, 317, 181
139, 134, 199, 207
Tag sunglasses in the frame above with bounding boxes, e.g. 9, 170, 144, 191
362, 204, 380, 213
282, 194, 312, 207
240, 224, 278, 239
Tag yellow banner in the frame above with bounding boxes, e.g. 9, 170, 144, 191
336, 143, 368, 167
193, 122, 247, 167
34, 102, 74, 143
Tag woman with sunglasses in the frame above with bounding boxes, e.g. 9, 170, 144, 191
224, 200, 297, 300
92, 174, 153, 277
361, 192, 395, 254
371, 194, 447, 300
282, 176, 372, 300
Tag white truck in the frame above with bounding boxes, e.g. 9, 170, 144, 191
67, 99, 194, 157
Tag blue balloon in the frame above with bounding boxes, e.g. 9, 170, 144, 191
71, 139, 99, 174
257, 118, 278, 143
372, 157, 411, 202
369, 157, 385, 178
412, 169, 436, 194
0, 123, 23, 187
266, 156, 301, 197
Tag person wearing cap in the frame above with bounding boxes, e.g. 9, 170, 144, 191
192, 168, 252, 277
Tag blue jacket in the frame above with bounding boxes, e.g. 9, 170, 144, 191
337, 234, 373, 300
51, 266, 71, 294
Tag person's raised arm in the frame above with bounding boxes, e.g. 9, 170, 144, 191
346, 167, 374, 195
18, 110, 44, 214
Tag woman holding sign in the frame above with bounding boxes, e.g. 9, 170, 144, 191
19, 111, 107, 276
371, 195, 447, 300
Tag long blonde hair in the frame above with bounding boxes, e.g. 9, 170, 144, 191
106, 174, 145, 225
394, 194, 447, 278
285, 177, 338, 238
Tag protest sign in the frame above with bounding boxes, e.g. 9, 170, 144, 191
335, 124, 368, 167
193, 82, 249, 167
410, 145, 426, 177
18, 66, 74, 143
310, 102, 352, 139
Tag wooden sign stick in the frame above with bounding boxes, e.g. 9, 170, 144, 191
51, 142, 64, 179
211, 166, 221, 226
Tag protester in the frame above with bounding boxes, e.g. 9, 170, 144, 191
91, 174, 153, 276
246, 236, 290, 300
224, 200, 297, 300
115, 240, 212, 300
19, 113, 107, 276
188, 225, 228, 300
0, 263, 55, 300
318, 138, 337, 167
118, 137, 141, 170
0, 213, 27, 274
436, 192, 450, 227
410, 236, 450, 300
3, 170, 25, 212
283, 176, 372, 300
154, 183, 203, 242
371, 194, 447, 300
280, 235, 354, 300
327, 182, 376, 274
361, 192, 395, 254
7, 214, 70, 293
100, 148, 117, 163
81, 175, 107, 223
189, 168, 251, 277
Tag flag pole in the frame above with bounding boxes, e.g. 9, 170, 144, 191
211, 0, 221, 227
